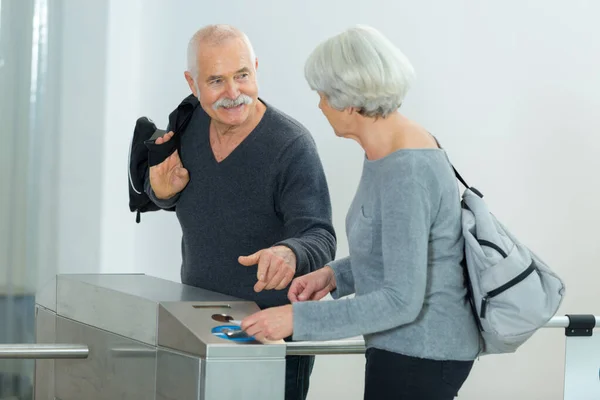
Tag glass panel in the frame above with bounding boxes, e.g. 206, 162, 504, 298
0, 0, 56, 398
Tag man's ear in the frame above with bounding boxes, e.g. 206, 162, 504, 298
254, 57, 259, 72
184, 71, 198, 97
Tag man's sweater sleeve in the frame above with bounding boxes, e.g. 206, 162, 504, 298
273, 133, 337, 275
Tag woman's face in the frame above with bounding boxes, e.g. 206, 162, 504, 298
318, 93, 353, 138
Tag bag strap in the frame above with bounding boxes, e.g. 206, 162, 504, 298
452, 166, 469, 190
431, 134, 483, 197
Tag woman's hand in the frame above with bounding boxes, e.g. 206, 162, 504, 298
288, 266, 336, 303
241, 305, 293, 341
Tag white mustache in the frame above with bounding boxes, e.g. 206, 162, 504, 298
213, 94, 253, 110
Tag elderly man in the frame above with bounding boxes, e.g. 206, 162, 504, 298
145, 24, 336, 400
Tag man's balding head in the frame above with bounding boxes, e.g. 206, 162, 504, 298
187, 24, 256, 78
183, 24, 261, 130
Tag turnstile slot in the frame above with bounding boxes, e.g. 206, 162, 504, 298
192, 304, 231, 309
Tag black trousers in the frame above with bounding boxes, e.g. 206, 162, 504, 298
364, 348, 474, 400
285, 354, 315, 400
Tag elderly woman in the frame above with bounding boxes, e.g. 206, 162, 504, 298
242, 25, 481, 399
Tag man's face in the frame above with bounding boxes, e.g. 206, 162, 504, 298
187, 38, 259, 127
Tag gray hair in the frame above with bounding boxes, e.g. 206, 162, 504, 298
187, 24, 256, 79
304, 25, 416, 118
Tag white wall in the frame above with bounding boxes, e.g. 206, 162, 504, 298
98, 0, 144, 275
58, 0, 145, 275
57, 0, 600, 399
57, 0, 109, 274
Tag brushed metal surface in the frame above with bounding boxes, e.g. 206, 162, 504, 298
55, 274, 243, 346
204, 358, 285, 400
156, 348, 201, 400
56, 277, 159, 345
54, 316, 157, 400
60, 274, 240, 303
157, 302, 286, 359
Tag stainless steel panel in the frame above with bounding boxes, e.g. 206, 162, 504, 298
157, 303, 206, 357
34, 306, 56, 400
36, 276, 57, 311
204, 358, 285, 400
60, 274, 240, 303
55, 274, 243, 346
158, 302, 286, 359
57, 276, 159, 345
156, 349, 201, 400
54, 316, 157, 400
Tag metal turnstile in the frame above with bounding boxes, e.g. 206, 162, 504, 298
27, 273, 364, 400
31, 273, 288, 399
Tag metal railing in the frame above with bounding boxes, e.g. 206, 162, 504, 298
544, 315, 598, 328
286, 338, 365, 356
286, 315, 600, 356
0, 344, 89, 359
1, 315, 597, 359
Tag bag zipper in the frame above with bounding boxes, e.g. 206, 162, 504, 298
480, 263, 537, 318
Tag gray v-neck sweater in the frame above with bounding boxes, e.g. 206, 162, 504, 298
145, 101, 336, 309
293, 149, 481, 361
